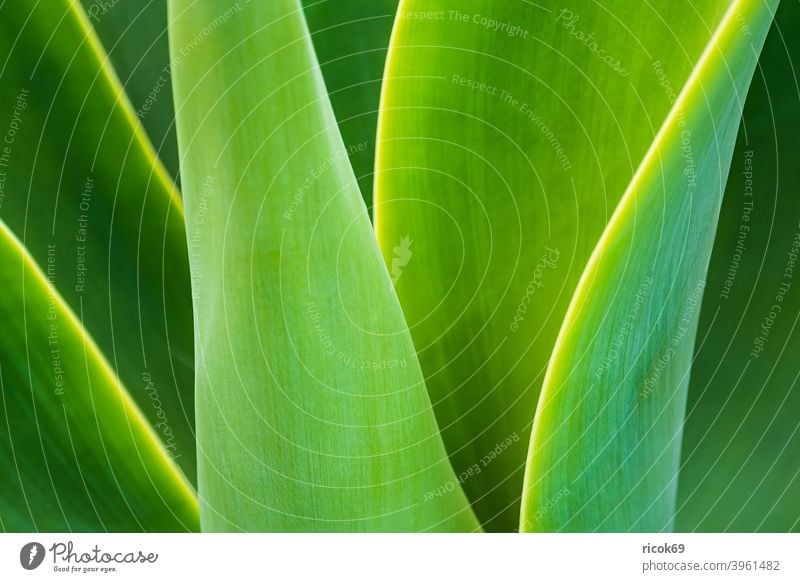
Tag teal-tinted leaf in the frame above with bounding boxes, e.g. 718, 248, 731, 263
375, 0, 733, 530
0, 0, 196, 479
302, 0, 398, 208
0, 222, 198, 532
678, 0, 800, 532
521, 0, 777, 532
78, 0, 179, 180
169, 0, 479, 532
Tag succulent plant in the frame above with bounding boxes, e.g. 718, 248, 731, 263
0, 0, 797, 533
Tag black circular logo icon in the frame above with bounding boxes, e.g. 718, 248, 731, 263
20, 542, 45, 570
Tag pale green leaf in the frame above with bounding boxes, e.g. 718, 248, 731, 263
169, 0, 478, 532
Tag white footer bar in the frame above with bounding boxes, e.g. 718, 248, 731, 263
0, 534, 797, 581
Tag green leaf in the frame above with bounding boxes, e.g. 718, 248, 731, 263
0, 221, 198, 532
78, 0, 180, 181
302, 0, 399, 209
0, 0, 196, 479
520, 0, 777, 532
375, 0, 734, 530
678, 0, 800, 532
169, 0, 479, 532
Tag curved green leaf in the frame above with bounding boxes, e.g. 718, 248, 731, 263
302, 0, 399, 208
0, 0, 196, 479
520, 0, 777, 532
0, 221, 198, 532
678, 0, 800, 532
375, 0, 733, 530
169, 0, 478, 532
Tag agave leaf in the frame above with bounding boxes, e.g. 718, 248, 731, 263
678, 0, 800, 531
0, 221, 198, 532
78, 0, 180, 180
520, 0, 777, 531
169, 0, 478, 532
0, 0, 196, 478
375, 0, 736, 530
301, 0, 399, 208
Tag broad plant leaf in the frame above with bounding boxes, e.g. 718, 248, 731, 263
521, 0, 777, 532
0, 222, 198, 532
78, 0, 180, 180
375, 0, 734, 530
678, 0, 800, 531
0, 0, 196, 479
302, 0, 399, 208
169, 0, 479, 532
